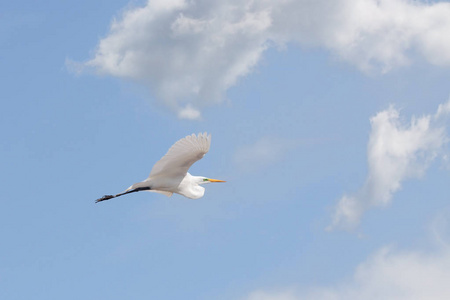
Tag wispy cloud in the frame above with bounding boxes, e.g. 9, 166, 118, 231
242, 212, 450, 300
81, 0, 450, 117
329, 99, 450, 231
233, 136, 297, 172
244, 246, 450, 300
245, 290, 297, 300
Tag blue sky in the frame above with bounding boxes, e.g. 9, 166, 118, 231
3, 0, 450, 299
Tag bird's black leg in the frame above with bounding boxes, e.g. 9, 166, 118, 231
96, 187, 151, 203
96, 195, 115, 202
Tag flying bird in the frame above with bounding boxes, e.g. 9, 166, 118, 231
96, 132, 225, 203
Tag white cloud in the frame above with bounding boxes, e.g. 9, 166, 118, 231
436, 100, 450, 119
329, 99, 450, 230
245, 290, 297, 300
279, 0, 450, 72
177, 104, 201, 120
82, 0, 450, 117
233, 136, 296, 172
242, 212, 450, 300
244, 246, 450, 300
84, 0, 271, 117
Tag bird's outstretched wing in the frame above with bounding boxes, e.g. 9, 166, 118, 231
148, 132, 211, 178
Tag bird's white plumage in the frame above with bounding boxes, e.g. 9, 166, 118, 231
148, 132, 211, 178
96, 132, 224, 202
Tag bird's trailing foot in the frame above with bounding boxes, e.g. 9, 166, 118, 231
96, 186, 151, 203
96, 195, 115, 203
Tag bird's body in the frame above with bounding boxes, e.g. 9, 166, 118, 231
96, 133, 225, 203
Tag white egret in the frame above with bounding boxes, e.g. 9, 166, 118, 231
96, 132, 225, 203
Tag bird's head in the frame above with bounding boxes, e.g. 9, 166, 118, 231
198, 177, 226, 185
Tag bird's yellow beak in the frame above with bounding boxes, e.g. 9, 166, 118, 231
208, 178, 226, 182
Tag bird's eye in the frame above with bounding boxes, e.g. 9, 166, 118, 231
203, 178, 209, 182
